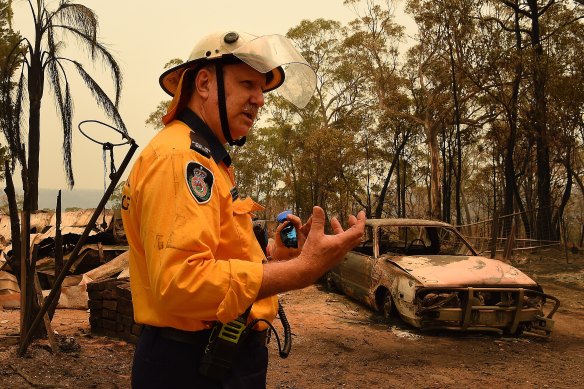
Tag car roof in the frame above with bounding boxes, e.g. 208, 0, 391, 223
365, 218, 454, 228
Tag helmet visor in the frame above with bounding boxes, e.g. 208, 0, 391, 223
231, 35, 316, 108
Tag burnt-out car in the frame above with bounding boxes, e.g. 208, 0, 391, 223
326, 219, 559, 336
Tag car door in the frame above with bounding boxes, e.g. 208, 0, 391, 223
340, 249, 375, 304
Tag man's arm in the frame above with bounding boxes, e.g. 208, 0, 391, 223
258, 206, 365, 299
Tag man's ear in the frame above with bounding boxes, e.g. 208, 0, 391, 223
195, 68, 212, 98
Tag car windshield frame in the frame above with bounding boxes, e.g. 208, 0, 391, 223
374, 224, 477, 258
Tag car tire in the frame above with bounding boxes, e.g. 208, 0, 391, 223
503, 323, 526, 337
381, 290, 393, 320
324, 272, 337, 292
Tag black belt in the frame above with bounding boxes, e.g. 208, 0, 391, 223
144, 325, 269, 346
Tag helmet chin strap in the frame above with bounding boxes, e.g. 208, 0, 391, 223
215, 62, 246, 147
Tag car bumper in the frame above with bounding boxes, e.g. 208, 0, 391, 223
414, 287, 560, 336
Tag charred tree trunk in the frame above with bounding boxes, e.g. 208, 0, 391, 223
419, 62, 442, 220
553, 147, 573, 237
527, 0, 554, 240
3, 161, 21, 282
374, 133, 410, 218
447, 38, 463, 226
503, 4, 523, 236
513, 178, 532, 238
441, 127, 452, 223
364, 135, 373, 218
27, 32, 44, 212
428, 124, 442, 220
396, 157, 402, 217
400, 158, 407, 218
48, 191, 63, 320
21, 148, 44, 340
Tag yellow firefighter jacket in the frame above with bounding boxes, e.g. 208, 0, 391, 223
121, 108, 277, 331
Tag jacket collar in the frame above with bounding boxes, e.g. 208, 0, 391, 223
177, 108, 232, 167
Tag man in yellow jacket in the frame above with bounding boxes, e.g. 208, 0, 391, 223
122, 30, 366, 388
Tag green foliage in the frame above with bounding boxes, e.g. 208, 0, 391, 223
0, 143, 8, 180
144, 58, 183, 131
107, 180, 125, 210
145, 100, 171, 131
0, 0, 22, 167
0, 192, 23, 214
0, 0, 19, 57
146, 0, 584, 234
164, 58, 184, 69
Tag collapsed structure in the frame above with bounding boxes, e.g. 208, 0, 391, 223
0, 209, 137, 342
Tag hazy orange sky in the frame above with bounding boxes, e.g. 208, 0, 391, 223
8, 0, 413, 192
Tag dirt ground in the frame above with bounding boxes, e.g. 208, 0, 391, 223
1, 248, 584, 388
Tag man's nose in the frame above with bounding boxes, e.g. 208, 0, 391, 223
250, 88, 265, 107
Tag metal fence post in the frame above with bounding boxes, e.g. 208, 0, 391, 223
490, 211, 499, 259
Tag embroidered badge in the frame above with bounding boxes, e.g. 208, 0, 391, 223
186, 162, 214, 204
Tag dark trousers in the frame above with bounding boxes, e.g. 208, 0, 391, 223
131, 326, 268, 389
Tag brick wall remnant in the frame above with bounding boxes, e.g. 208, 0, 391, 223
87, 278, 141, 344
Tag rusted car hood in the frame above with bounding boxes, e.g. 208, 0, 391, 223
387, 255, 537, 287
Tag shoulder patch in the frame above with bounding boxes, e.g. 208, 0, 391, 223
186, 161, 214, 204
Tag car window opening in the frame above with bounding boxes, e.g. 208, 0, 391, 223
378, 225, 473, 256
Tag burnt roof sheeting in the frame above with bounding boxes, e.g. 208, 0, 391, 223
0, 209, 114, 244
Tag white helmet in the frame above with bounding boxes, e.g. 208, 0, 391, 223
159, 30, 316, 109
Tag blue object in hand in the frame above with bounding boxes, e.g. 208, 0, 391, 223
277, 210, 298, 248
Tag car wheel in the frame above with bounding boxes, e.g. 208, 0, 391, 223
381, 290, 393, 320
503, 323, 525, 337
324, 272, 337, 292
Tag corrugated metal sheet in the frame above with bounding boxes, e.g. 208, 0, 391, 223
0, 211, 53, 239
0, 209, 114, 244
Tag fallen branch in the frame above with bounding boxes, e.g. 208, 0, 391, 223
9, 364, 60, 388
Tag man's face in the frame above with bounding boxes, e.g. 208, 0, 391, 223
199, 62, 267, 142
222, 63, 267, 139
